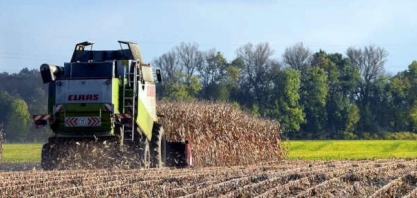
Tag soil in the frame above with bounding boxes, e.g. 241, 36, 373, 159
1, 159, 417, 197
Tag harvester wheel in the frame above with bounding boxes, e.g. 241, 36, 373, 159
139, 138, 150, 168
41, 143, 57, 170
150, 122, 166, 168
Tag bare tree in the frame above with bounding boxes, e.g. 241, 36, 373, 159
347, 45, 388, 102
237, 42, 274, 84
346, 45, 388, 132
236, 42, 276, 107
176, 42, 203, 85
153, 50, 178, 81
282, 42, 312, 70
347, 45, 388, 84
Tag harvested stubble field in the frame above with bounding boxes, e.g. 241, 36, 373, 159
1, 159, 417, 197
1, 101, 417, 197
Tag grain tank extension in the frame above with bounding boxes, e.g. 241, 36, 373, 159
33, 41, 192, 170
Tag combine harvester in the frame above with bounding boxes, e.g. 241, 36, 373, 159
33, 41, 192, 170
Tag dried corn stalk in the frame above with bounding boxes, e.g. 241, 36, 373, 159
157, 101, 283, 167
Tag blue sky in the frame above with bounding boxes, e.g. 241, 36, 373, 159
0, 0, 416, 75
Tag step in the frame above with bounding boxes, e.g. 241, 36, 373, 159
123, 132, 133, 141
123, 126, 133, 130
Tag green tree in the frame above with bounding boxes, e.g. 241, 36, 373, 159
272, 69, 305, 133
299, 66, 329, 139
215, 65, 240, 101
369, 75, 391, 133
310, 51, 361, 138
0, 68, 51, 142
345, 104, 360, 139
197, 50, 228, 100
6, 99, 31, 142
0, 91, 14, 120
388, 72, 410, 131
0, 91, 31, 142
163, 72, 202, 101
388, 61, 417, 132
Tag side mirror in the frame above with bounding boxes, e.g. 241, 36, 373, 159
156, 69, 162, 82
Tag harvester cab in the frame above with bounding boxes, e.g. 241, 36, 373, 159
33, 41, 193, 170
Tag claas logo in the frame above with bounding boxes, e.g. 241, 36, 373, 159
68, 94, 99, 101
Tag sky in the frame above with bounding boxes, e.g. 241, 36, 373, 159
0, 0, 416, 75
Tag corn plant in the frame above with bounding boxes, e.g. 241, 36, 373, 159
157, 101, 283, 166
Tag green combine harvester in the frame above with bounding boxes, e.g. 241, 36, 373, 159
33, 41, 192, 170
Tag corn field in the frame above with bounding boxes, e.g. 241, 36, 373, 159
2, 101, 417, 197
158, 101, 283, 166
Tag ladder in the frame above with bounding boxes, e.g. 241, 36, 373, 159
122, 61, 138, 142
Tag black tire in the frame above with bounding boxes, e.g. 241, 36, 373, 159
150, 122, 166, 168
138, 138, 150, 168
41, 143, 57, 170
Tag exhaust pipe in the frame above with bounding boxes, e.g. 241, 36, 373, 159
40, 64, 64, 84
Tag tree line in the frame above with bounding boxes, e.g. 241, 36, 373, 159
0, 68, 49, 142
154, 42, 417, 140
1, 42, 417, 142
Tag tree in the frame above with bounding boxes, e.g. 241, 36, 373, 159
347, 45, 388, 133
388, 61, 417, 132
197, 50, 228, 100
282, 42, 312, 70
0, 91, 14, 125
235, 42, 278, 113
309, 51, 361, 138
6, 99, 31, 142
299, 66, 329, 139
217, 65, 240, 101
271, 68, 305, 133
0, 91, 31, 142
153, 50, 178, 81
347, 45, 387, 85
163, 72, 202, 101
176, 42, 203, 86
369, 75, 391, 133
388, 72, 410, 131
153, 50, 179, 99
345, 104, 360, 139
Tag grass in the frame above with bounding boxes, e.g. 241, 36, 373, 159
2, 140, 417, 162
285, 140, 417, 160
1, 143, 42, 162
